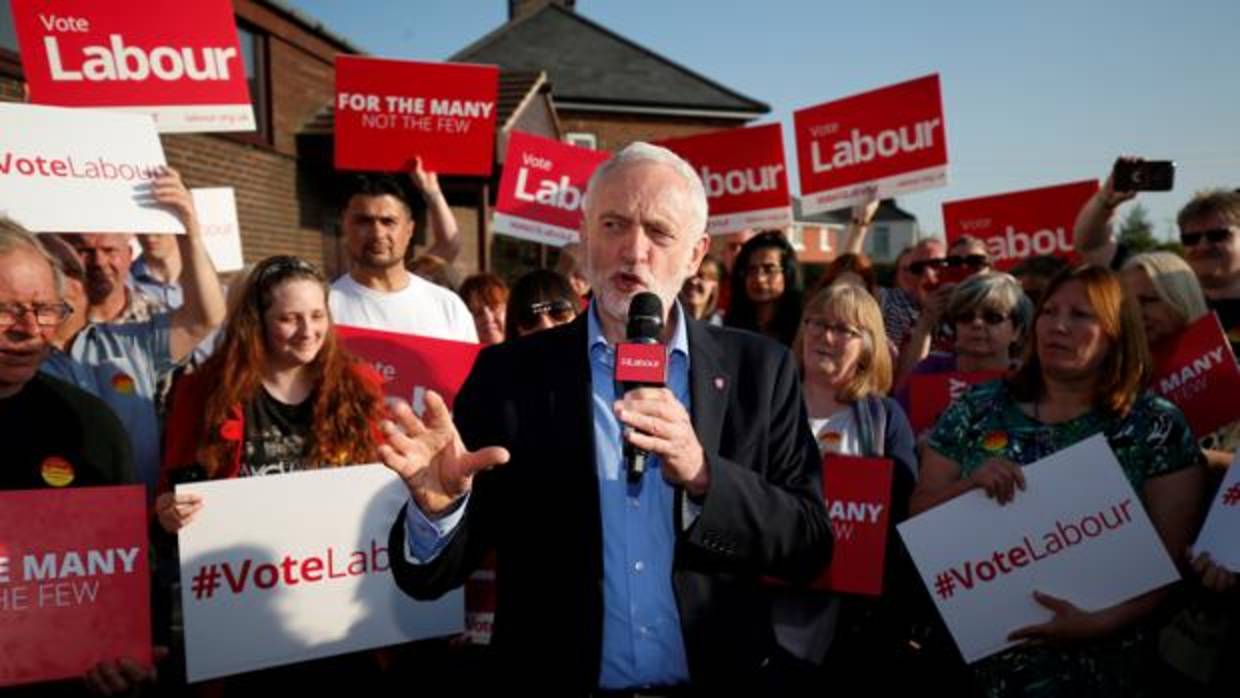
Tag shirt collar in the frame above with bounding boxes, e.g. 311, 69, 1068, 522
588, 298, 690, 360
130, 256, 155, 283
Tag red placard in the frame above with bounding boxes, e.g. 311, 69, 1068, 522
1151, 313, 1240, 436
335, 325, 482, 410
0, 485, 150, 687
657, 123, 792, 235
819, 455, 894, 596
334, 56, 498, 175
795, 75, 948, 215
942, 180, 1099, 271
493, 131, 611, 246
907, 371, 1005, 435
11, 0, 254, 133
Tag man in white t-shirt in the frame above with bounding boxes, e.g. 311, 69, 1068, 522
329, 172, 477, 342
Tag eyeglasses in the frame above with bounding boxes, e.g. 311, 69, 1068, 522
746, 263, 783, 279
802, 317, 863, 340
952, 309, 1009, 326
0, 302, 73, 328
516, 298, 576, 330
1180, 228, 1233, 248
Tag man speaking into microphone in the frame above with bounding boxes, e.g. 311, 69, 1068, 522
380, 142, 831, 694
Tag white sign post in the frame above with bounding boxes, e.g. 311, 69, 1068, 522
191, 187, 244, 272
177, 465, 463, 682
898, 435, 1180, 663
1193, 451, 1240, 572
0, 103, 184, 233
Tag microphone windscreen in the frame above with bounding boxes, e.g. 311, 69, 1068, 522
626, 292, 663, 341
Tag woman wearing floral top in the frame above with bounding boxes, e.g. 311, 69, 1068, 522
910, 265, 1207, 697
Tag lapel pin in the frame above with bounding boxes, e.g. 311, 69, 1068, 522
713, 376, 726, 391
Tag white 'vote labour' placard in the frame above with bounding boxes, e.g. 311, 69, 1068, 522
0, 103, 183, 233
190, 187, 244, 272
898, 435, 1179, 663
177, 465, 463, 682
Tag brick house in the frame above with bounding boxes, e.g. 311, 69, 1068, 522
1, 0, 375, 274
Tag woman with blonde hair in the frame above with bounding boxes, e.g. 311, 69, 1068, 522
1121, 251, 1209, 347
1120, 251, 1234, 470
773, 283, 916, 691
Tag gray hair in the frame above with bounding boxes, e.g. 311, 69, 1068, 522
950, 235, 989, 258
1122, 251, 1209, 324
582, 142, 709, 235
0, 218, 65, 297
947, 271, 1033, 346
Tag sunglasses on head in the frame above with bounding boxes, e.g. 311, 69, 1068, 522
1180, 228, 1232, 248
257, 255, 322, 286
517, 298, 576, 329
952, 309, 1009, 326
908, 254, 989, 276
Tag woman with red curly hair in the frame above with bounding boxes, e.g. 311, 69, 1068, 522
155, 255, 387, 530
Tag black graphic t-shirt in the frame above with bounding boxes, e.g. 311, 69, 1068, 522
241, 388, 314, 478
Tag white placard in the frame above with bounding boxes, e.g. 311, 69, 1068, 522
191, 187, 244, 272
1193, 451, 1240, 572
898, 435, 1180, 663
0, 103, 184, 233
177, 465, 463, 682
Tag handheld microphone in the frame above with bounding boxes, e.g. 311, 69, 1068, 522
614, 293, 667, 483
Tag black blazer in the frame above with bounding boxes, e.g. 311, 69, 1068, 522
389, 313, 831, 692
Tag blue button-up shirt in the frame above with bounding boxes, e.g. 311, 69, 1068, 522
404, 302, 694, 688
588, 302, 691, 688
130, 257, 184, 309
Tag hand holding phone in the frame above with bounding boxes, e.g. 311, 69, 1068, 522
1112, 158, 1175, 192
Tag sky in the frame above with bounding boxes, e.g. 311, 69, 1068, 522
294, 1, 1235, 239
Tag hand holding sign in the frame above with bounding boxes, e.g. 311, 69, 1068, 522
409, 155, 440, 196
155, 491, 204, 533
1006, 590, 1102, 644
1190, 552, 1236, 593
150, 167, 199, 234
378, 392, 509, 516
83, 648, 168, 697
969, 458, 1026, 505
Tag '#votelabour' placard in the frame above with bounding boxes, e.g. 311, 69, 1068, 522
494, 131, 611, 246
658, 124, 793, 235
898, 435, 1179, 663
0, 486, 150, 687
11, 0, 255, 133
942, 180, 1099, 271
795, 75, 948, 214
178, 466, 462, 681
334, 56, 498, 175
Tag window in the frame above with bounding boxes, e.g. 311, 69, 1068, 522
870, 225, 891, 259
565, 132, 597, 149
0, 4, 16, 54
235, 23, 271, 143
